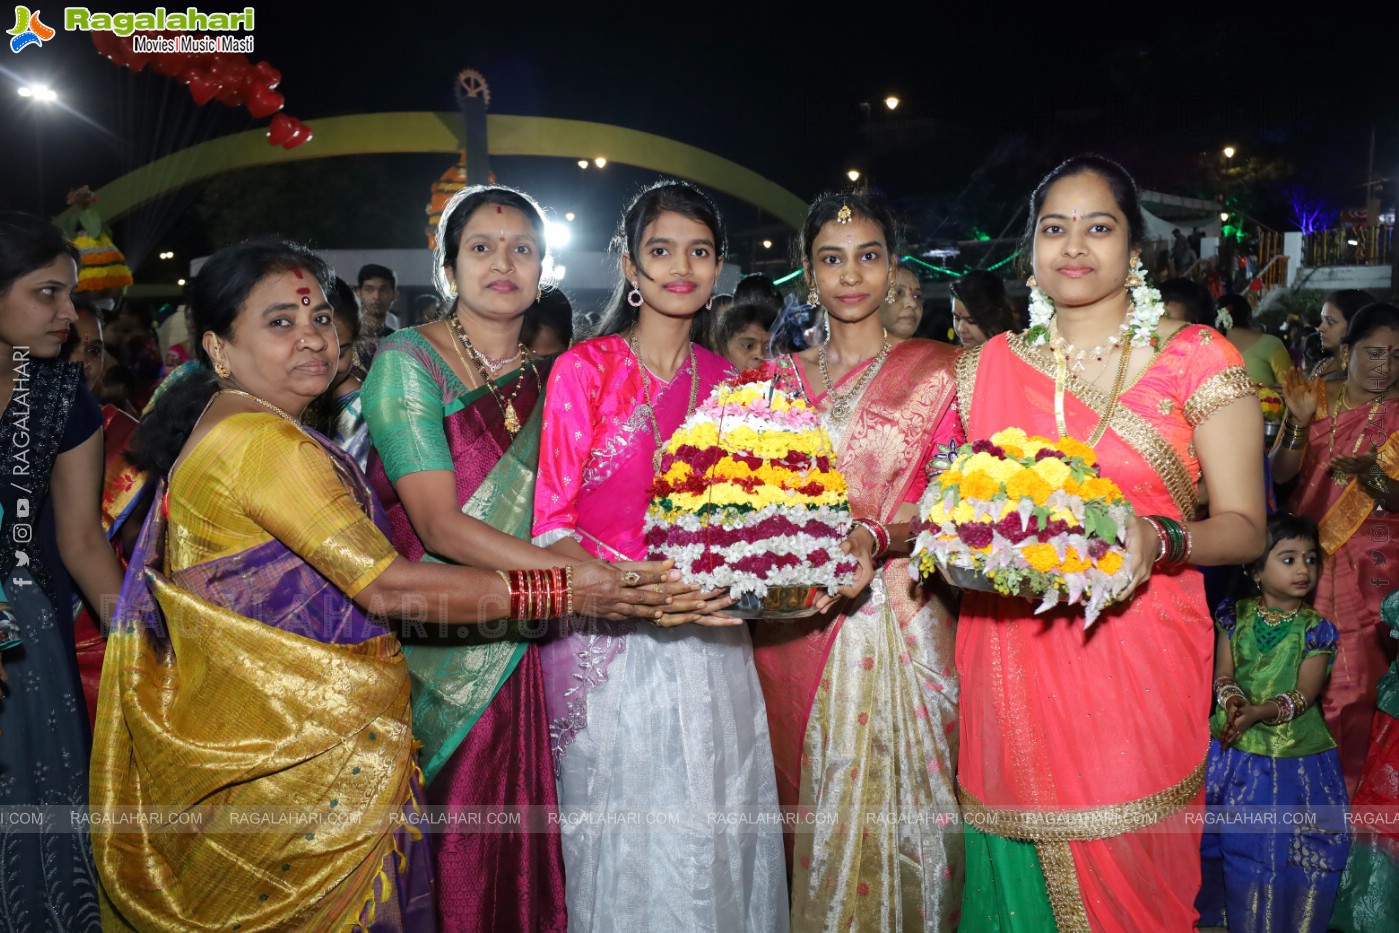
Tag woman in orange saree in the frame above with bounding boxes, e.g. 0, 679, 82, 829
752, 189, 964, 932
955, 157, 1265, 932
1273, 301, 1399, 796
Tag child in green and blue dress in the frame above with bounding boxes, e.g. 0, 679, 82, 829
1197, 512, 1350, 932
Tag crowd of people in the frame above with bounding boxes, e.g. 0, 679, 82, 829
1, 151, 1397, 933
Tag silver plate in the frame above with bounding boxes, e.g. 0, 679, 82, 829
719, 585, 824, 620
937, 563, 1034, 598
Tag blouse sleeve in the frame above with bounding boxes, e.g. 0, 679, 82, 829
1266, 337, 1292, 387
360, 338, 453, 482
1178, 327, 1258, 428
907, 398, 965, 504
1214, 598, 1239, 639
1305, 615, 1340, 658
532, 350, 599, 543
235, 419, 398, 597
58, 383, 102, 453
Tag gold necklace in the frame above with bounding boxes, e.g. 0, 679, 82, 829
1256, 601, 1302, 627
817, 334, 890, 424
1327, 383, 1389, 486
1053, 337, 1133, 447
445, 313, 536, 436
627, 330, 700, 471
221, 388, 299, 423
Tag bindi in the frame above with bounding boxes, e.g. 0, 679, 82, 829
291, 268, 304, 279
1071, 209, 1078, 222
296, 286, 311, 306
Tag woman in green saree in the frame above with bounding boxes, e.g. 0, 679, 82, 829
361, 185, 711, 932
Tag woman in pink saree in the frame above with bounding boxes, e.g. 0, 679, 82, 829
532, 181, 788, 932
955, 156, 1265, 932
752, 188, 964, 932
1273, 301, 1399, 796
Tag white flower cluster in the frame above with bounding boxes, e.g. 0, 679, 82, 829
1025, 257, 1166, 350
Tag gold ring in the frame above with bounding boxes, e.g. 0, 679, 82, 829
620, 571, 642, 587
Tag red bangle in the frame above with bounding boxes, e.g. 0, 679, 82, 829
853, 518, 890, 559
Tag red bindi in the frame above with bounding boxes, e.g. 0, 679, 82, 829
295, 287, 311, 293
495, 205, 503, 214
291, 268, 304, 279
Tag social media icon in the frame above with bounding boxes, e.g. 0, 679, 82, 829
15, 498, 28, 518
11, 524, 30, 543
14, 551, 28, 567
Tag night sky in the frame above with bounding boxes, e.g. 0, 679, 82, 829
2, 4, 1394, 278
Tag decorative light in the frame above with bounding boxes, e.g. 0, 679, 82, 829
1347, 238, 1360, 247
18, 84, 57, 102
159, 251, 174, 260
761, 239, 773, 249
846, 169, 861, 183
546, 219, 572, 249
1219, 212, 1230, 222
577, 160, 589, 169
564, 212, 575, 222
1222, 146, 1236, 159
884, 96, 900, 110
593, 156, 607, 168
177, 278, 187, 286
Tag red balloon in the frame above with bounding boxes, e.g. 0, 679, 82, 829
188, 73, 221, 106
247, 85, 284, 118
213, 83, 242, 106
126, 49, 149, 72
90, 31, 121, 60
267, 113, 295, 147
283, 120, 312, 150
253, 61, 281, 90
151, 52, 184, 77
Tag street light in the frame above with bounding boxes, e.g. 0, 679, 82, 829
18, 83, 59, 214
18, 84, 57, 102
761, 239, 773, 250
564, 212, 575, 222
593, 156, 607, 168
577, 160, 589, 169
1223, 146, 1236, 160
1219, 212, 1230, 222
847, 169, 861, 183
884, 96, 900, 111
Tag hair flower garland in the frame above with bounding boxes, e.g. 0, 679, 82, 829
1025, 256, 1165, 352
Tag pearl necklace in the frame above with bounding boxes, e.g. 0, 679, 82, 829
1049, 315, 1130, 376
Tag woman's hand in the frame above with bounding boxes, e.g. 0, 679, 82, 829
571, 560, 690, 621
1279, 368, 1321, 426
654, 589, 741, 628
1219, 702, 1273, 746
1328, 451, 1377, 478
835, 526, 877, 601
1121, 516, 1160, 600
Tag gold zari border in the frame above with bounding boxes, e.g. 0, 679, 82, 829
1183, 366, 1256, 427
1037, 840, 1092, 933
955, 343, 983, 437
957, 756, 1205, 843
1005, 333, 1197, 517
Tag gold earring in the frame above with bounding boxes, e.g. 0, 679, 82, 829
1026, 275, 1038, 289
885, 283, 898, 304
807, 285, 819, 306
214, 359, 230, 379
536, 287, 543, 302
1125, 268, 1144, 288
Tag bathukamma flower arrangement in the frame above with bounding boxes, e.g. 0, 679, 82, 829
911, 428, 1135, 626
644, 365, 857, 603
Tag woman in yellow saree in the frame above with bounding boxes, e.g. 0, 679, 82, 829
91, 240, 677, 931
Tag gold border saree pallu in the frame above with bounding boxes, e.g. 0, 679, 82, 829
92, 476, 431, 932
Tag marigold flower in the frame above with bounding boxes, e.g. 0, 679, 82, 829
1005, 468, 1054, 506
959, 471, 1003, 502
1023, 543, 1059, 573
1056, 436, 1096, 466
1096, 551, 1124, 575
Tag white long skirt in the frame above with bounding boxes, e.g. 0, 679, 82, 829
550, 621, 789, 933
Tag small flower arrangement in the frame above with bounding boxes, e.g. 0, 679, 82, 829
912, 428, 1135, 626
1257, 385, 1285, 423
644, 365, 857, 600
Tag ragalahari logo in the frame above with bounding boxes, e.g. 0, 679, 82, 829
8, 6, 54, 52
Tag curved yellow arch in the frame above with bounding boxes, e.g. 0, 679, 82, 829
90, 112, 807, 228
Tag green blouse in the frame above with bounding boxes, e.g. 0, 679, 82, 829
1209, 598, 1338, 758
360, 328, 473, 482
